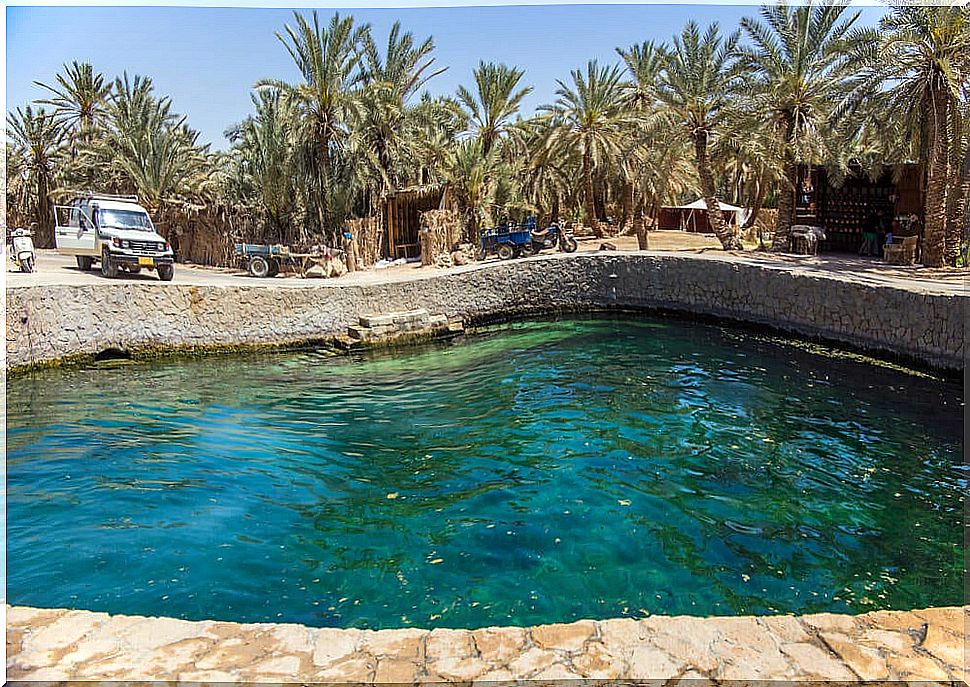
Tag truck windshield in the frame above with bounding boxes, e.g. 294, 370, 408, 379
98, 209, 153, 231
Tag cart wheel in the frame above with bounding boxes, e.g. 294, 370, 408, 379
497, 244, 515, 260
520, 243, 538, 256
248, 255, 270, 278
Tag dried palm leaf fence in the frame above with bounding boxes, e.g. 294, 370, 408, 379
155, 204, 258, 267
345, 215, 385, 268
419, 209, 462, 267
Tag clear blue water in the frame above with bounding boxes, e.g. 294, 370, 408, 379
6, 317, 965, 629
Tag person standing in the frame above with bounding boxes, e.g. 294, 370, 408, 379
860, 209, 880, 257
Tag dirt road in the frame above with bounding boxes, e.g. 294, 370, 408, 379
5, 231, 963, 295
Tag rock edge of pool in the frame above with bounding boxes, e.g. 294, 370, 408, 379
7, 252, 967, 374
7, 604, 968, 682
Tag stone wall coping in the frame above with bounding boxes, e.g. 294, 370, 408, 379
7, 603, 967, 682
7, 252, 967, 373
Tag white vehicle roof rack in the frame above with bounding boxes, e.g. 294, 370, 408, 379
66, 190, 140, 203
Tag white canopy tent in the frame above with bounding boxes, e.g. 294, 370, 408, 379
672, 198, 750, 228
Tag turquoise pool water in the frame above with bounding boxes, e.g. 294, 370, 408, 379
6, 317, 965, 629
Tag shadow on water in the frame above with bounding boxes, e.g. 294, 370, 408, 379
6, 314, 965, 629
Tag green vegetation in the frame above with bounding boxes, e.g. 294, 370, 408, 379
6, 2, 969, 267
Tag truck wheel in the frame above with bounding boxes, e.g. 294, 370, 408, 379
268, 259, 280, 277
157, 264, 174, 281
76, 256, 93, 271
101, 249, 119, 278
248, 256, 270, 278
497, 244, 515, 260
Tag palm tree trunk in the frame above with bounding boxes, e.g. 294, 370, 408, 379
35, 173, 54, 249
621, 180, 634, 236
694, 132, 740, 250
771, 161, 797, 253
633, 200, 649, 250
923, 89, 948, 268
943, 98, 961, 266
742, 169, 767, 230
583, 140, 602, 238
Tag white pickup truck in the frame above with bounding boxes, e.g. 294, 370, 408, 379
53, 193, 175, 281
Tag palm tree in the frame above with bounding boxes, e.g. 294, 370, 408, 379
443, 138, 500, 242
848, 4, 970, 266
456, 62, 533, 157
657, 22, 743, 250
226, 91, 301, 243
543, 60, 634, 238
101, 74, 212, 221
259, 11, 369, 233
618, 40, 694, 247
352, 22, 446, 209
5, 106, 64, 246
35, 61, 113, 149
739, 1, 861, 252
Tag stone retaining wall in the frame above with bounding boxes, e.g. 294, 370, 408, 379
6, 253, 966, 373
7, 604, 967, 682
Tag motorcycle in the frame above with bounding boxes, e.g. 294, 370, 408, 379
481, 218, 579, 260
9, 225, 36, 273
525, 222, 578, 255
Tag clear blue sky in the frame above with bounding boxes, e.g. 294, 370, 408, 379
7, 4, 887, 150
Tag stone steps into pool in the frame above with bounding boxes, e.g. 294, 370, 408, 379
6, 604, 967, 683
336, 308, 464, 350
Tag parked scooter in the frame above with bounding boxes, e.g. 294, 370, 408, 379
526, 222, 578, 255
9, 224, 36, 273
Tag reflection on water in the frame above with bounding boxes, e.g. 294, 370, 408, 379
6, 316, 965, 629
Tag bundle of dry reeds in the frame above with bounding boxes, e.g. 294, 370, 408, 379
345, 215, 385, 267
418, 209, 461, 267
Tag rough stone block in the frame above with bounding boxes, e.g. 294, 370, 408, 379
360, 314, 395, 327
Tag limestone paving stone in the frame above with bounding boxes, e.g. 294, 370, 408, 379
919, 622, 966, 669
779, 641, 855, 680
818, 631, 889, 680
530, 620, 596, 652
313, 626, 361, 666
425, 627, 474, 660
6, 604, 969, 682
471, 626, 528, 664
362, 627, 427, 660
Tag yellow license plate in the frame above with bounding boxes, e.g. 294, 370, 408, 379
138, 257, 154, 266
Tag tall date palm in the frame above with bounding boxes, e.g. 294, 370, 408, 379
739, 1, 861, 252
543, 60, 634, 238
657, 22, 743, 250
456, 62, 533, 157
5, 106, 64, 246
875, 4, 970, 267
259, 11, 369, 231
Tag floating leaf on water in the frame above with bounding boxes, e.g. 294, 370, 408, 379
387, 492, 399, 500
742, 574, 750, 582
429, 558, 443, 565
618, 499, 631, 506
